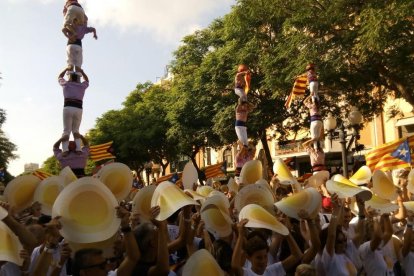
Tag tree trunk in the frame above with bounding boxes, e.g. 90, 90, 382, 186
190, 146, 204, 185
260, 131, 274, 176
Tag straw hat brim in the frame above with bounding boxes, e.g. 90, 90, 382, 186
372, 170, 398, 201
132, 185, 157, 222
273, 158, 298, 185
239, 204, 288, 235
326, 180, 372, 201
366, 194, 398, 214
182, 249, 224, 276
235, 183, 274, 212
349, 166, 372, 185
306, 171, 329, 188
201, 205, 233, 238
182, 162, 198, 190
59, 166, 78, 186
4, 175, 41, 212
151, 181, 199, 221
274, 187, 321, 220
0, 207, 8, 220
0, 221, 24, 266
52, 177, 120, 243
34, 176, 65, 216
96, 162, 133, 201
240, 160, 263, 185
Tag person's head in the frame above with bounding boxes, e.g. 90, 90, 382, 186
72, 248, 110, 276
31, 201, 42, 218
213, 181, 222, 190
70, 73, 81, 83
212, 239, 233, 273
244, 231, 269, 274
295, 264, 316, 276
238, 64, 248, 72
133, 222, 157, 261
68, 141, 76, 152
26, 224, 46, 246
306, 63, 315, 71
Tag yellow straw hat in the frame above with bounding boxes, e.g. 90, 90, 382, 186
52, 177, 120, 243
372, 170, 398, 201
33, 176, 65, 216
306, 171, 329, 188
227, 177, 239, 194
402, 201, 414, 213
328, 175, 372, 201
349, 166, 372, 185
0, 207, 8, 220
274, 187, 321, 220
0, 221, 24, 265
201, 194, 232, 237
151, 181, 199, 221
96, 162, 133, 201
196, 185, 215, 197
4, 175, 41, 213
131, 185, 157, 222
234, 183, 274, 213
240, 160, 263, 185
59, 166, 77, 186
184, 189, 206, 201
208, 191, 230, 208
182, 249, 224, 276
182, 162, 198, 190
239, 204, 289, 235
273, 158, 298, 185
365, 194, 398, 214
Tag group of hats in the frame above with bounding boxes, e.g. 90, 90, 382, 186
0, 162, 134, 264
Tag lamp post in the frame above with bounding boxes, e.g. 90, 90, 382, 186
324, 108, 363, 178
144, 162, 153, 185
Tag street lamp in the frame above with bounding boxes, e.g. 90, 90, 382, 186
324, 107, 363, 178
144, 162, 153, 185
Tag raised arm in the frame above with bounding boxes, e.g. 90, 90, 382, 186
352, 195, 366, 248
402, 213, 414, 257
281, 232, 303, 271
231, 219, 248, 276
76, 67, 89, 83
325, 194, 342, 256
298, 209, 320, 264
116, 205, 140, 275
53, 138, 63, 150
78, 134, 89, 147
148, 206, 170, 276
58, 67, 69, 79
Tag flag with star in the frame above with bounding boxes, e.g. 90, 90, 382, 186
374, 139, 411, 171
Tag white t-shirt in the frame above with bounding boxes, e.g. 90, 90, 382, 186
358, 241, 394, 276
402, 252, 414, 276
29, 244, 68, 276
321, 248, 357, 276
242, 262, 285, 276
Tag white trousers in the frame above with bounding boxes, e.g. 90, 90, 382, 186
62, 107, 83, 150
235, 126, 248, 146
234, 88, 247, 102
310, 120, 322, 141
309, 81, 319, 100
66, 44, 83, 68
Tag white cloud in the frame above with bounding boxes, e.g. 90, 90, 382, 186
83, 0, 233, 42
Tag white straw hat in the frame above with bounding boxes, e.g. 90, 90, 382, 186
96, 162, 133, 201
273, 158, 298, 185
131, 185, 157, 222
59, 166, 78, 186
33, 176, 65, 216
274, 187, 321, 220
4, 175, 41, 212
52, 177, 120, 243
182, 249, 224, 276
349, 166, 372, 185
234, 183, 274, 213
239, 204, 288, 235
240, 160, 263, 185
0, 221, 24, 265
372, 170, 398, 201
182, 162, 198, 190
151, 181, 199, 221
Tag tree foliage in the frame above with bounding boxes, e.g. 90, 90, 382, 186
0, 109, 17, 176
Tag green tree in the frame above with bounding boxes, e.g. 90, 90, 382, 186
0, 109, 17, 179
41, 156, 60, 175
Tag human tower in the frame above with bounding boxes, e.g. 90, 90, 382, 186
57, 0, 97, 156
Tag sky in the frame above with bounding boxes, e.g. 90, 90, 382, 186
0, 0, 234, 176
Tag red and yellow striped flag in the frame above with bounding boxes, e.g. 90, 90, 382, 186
89, 141, 115, 162
156, 172, 183, 184
203, 162, 226, 180
365, 136, 414, 171
285, 74, 308, 108
32, 169, 53, 180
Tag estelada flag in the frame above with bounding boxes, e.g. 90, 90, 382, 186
156, 172, 183, 184
374, 139, 412, 171
203, 161, 227, 180
89, 141, 115, 162
32, 169, 53, 180
366, 136, 414, 171
285, 74, 308, 108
